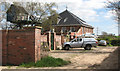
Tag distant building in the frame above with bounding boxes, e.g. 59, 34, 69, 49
6, 4, 29, 22
54, 10, 94, 38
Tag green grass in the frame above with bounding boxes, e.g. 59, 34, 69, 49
19, 56, 70, 68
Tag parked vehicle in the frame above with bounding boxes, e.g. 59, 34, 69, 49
63, 38, 98, 50
98, 40, 107, 46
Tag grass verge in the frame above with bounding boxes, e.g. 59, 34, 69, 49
19, 56, 70, 68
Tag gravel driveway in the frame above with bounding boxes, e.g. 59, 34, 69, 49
1, 46, 118, 69
49, 46, 118, 69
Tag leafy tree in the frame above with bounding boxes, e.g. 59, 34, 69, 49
42, 13, 59, 32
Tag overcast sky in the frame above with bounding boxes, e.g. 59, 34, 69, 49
0, 0, 118, 35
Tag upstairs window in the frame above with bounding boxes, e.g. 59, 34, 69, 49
61, 27, 66, 33
70, 27, 75, 32
64, 18, 68, 22
82, 27, 84, 34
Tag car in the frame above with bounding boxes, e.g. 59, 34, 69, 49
63, 38, 98, 50
98, 40, 107, 46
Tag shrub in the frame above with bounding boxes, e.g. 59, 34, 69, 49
111, 40, 120, 46
20, 62, 35, 68
19, 56, 70, 67
97, 35, 120, 46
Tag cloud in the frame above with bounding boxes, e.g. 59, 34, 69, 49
107, 24, 118, 35
104, 10, 116, 19
55, 0, 106, 22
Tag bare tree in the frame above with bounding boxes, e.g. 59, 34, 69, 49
106, 0, 120, 35
0, 2, 11, 30
12, 2, 58, 30
106, 0, 120, 20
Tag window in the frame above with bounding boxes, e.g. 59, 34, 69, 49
70, 27, 75, 32
57, 18, 61, 24
22, 16, 24, 20
82, 27, 84, 34
80, 38, 82, 41
64, 18, 68, 22
61, 27, 66, 33
77, 38, 82, 41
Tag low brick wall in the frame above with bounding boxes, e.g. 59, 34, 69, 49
41, 35, 47, 42
2, 28, 41, 65
55, 35, 62, 46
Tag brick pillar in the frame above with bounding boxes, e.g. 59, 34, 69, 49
35, 27, 41, 62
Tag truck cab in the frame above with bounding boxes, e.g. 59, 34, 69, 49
63, 38, 98, 50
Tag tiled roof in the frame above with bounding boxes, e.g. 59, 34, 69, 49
56, 10, 93, 28
7, 4, 28, 15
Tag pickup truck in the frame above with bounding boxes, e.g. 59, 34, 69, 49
63, 38, 98, 50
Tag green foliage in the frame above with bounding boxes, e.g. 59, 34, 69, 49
111, 40, 120, 46
42, 13, 59, 32
19, 56, 70, 68
20, 62, 35, 68
35, 56, 70, 67
97, 35, 120, 46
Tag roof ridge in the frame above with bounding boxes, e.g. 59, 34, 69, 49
57, 10, 93, 28
66, 10, 85, 25
68, 11, 86, 23
66, 10, 93, 28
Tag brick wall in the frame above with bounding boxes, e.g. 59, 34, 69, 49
2, 27, 41, 65
55, 35, 62, 46
41, 35, 47, 42
55, 26, 93, 36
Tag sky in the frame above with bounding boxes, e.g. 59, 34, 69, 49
0, 0, 118, 35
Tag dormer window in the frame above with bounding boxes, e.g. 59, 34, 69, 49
64, 18, 68, 22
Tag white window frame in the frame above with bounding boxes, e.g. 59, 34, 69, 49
82, 27, 84, 34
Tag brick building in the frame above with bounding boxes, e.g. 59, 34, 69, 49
54, 10, 94, 39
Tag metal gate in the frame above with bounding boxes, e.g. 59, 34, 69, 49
51, 33, 54, 50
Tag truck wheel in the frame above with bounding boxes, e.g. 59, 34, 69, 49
65, 45, 70, 50
84, 45, 92, 50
